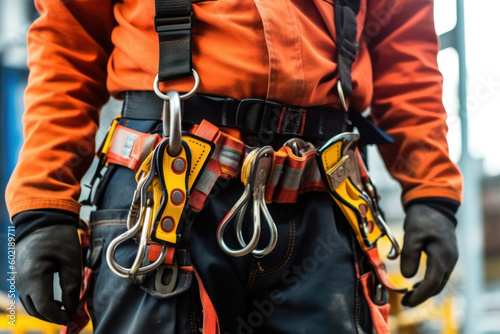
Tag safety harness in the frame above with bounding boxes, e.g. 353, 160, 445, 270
65, 1, 403, 333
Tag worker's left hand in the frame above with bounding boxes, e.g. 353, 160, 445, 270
16, 224, 82, 325
400, 203, 458, 307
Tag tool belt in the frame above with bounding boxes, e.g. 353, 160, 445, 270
105, 119, 328, 212
99, 90, 405, 292
105, 92, 344, 211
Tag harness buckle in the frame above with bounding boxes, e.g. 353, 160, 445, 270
236, 99, 282, 143
154, 13, 193, 33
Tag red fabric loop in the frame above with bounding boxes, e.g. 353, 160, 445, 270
360, 272, 391, 334
148, 244, 176, 265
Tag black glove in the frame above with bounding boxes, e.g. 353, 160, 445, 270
400, 203, 458, 307
16, 224, 82, 325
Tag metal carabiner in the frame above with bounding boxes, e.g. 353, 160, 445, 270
375, 212, 400, 260
217, 146, 277, 257
106, 149, 168, 279
162, 90, 182, 157
106, 202, 168, 279
336, 80, 349, 111
107, 81, 193, 280
283, 138, 308, 157
235, 184, 278, 257
217, 183, 259, 257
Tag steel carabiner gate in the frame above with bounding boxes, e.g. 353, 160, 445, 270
106, 90, 187, 280
217, 146, 278, 258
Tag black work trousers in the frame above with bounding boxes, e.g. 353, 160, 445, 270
86, 118, 374, 334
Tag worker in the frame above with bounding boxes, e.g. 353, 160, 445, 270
6, 0, 462, 333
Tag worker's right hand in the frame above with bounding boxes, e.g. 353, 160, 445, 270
16, 224, 82, 325
400, 203, 458, 307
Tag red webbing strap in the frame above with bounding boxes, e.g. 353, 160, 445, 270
359, 272, 391, 334
181, 266, 220, 334
60, 232, 93, 334
60, 267, 93, 334
354, 258, 390, 334
366, 248, 406, 293
265, 146, 327, 203
195, 268, 220, 334
193, 119, 220, 141
148, 244, 176, 264
265, 149, 287, 202
106, 125, 162, 172
189, 120, 246, 211
355, 148, 370, 183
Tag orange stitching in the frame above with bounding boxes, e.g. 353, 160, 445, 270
177, 249, 188, 266
90, 219, 126, 223
245, 262, 257, 291
299, 109, 307, 136
90, 220, 126, 227
91, 223, 128, 228
160, 39, 189, 44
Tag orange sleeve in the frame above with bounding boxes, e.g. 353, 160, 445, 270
5, 0, 115, 218
364, 0, 463, 205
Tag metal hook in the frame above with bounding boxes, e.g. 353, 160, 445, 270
162, 90, 182, 157
106, 196, 169, 279
283, 138, 309, 157
216, 146, 278, 257
106, 149, 169, 279
376, 213, 401, 260
337, 80, 349, 111
154, 69, 200, 101
217, 184, 260, 257
236, 185, 278, 257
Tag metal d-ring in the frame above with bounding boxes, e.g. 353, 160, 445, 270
162, 90, 182, 157
283, 138, 309, 157
376, 213, 401, 260
337, 80, 348, 111
154, 69, 200, 101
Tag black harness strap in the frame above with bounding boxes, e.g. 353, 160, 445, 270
149, 0, 391, 145
334, 0, 361, 100
122, 91, 347, 142
333, 0, 391, 146
155, 0, 193, 81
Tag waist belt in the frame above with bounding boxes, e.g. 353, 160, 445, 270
122, 91, 347, 142
103, 95, 405, 296
105, 119, 328, 212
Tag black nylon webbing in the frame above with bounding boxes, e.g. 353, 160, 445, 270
155, 0, 192, 81
334, 0, 361, 99
122, 91, 348, 142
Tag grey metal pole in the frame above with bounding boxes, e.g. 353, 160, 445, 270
455, 0, 485, 332
0, 0, 30, 68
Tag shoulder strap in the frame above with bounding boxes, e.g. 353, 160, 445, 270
155, 0, 193, 81
154, 0, 360, 102
334, 0, 361, 105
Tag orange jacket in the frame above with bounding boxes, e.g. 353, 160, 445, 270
6, 0, 462, 218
